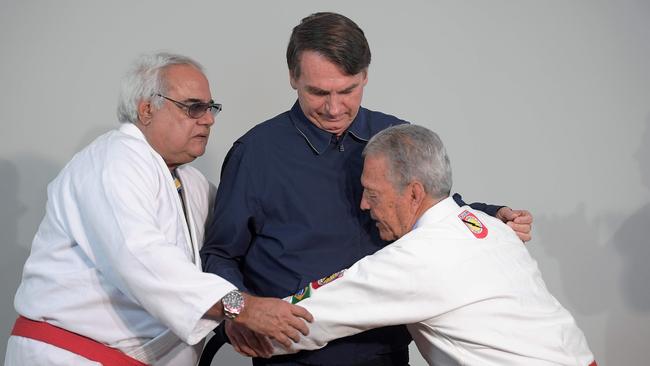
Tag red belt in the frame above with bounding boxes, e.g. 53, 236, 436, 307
11, 316, 148, 366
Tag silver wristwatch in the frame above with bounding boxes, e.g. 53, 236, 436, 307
221, 290, 245, 320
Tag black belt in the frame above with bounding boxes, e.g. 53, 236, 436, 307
251, 347, 409, 366
349, 350, 409, 366
200, 322, 410, 366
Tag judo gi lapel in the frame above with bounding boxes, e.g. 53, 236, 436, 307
118, 123, 199, 267
175, 167, 201, 268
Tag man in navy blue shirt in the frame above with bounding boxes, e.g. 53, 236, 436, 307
201, 12, 533, 366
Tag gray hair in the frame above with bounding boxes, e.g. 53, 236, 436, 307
363, 124, 452, 199
116, 52, 204, 124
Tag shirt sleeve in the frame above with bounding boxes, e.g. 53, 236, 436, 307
77, 141, 235, 345
273, 232, 462, 354
200, 142, 258, 292
452, 193, 504, 217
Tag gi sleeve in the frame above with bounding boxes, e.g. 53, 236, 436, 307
201, 142, 259, 292
79, 140, 235, 345
273, 231, 464, 354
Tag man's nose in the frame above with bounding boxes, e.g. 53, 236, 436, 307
360, 196, 369, 211
199, 110, 215, 126
325, 94, 342, 116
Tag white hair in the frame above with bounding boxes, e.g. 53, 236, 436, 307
116, 52, 204, 124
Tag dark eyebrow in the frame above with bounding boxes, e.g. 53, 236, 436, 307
305, 82, 360, 96
340, 83, 359, 93
183, 98, 213, 104
306, 86, 329, 95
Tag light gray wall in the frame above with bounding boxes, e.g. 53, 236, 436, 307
1, 1, 649, 365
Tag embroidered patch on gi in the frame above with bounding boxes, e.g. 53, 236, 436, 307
291, 286, 311, 304
458, 210, 488, 239
311, 270, 345, 290
290, 270, 345, 304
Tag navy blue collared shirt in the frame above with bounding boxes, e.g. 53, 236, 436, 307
201, 101, 502, 365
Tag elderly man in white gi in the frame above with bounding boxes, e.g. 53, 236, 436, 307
5, 52, 312, 366
275, 124, 596, 366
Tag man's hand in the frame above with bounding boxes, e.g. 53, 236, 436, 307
496, 207, 533, 242
226, 320, 273, 358
235, 294, 313, 350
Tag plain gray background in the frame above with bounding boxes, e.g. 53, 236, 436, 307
1, 1, 649, 365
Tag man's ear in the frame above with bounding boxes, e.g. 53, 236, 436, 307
289, 70, 298, 90
361, 68, 369, 87
137, 100, 153, 126
409, 181, 427, 208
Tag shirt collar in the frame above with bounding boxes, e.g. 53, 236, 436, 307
119, 122, 146, 141
118, 122, 185, 174
413, 196, 460, 230
289, 100, 372, 155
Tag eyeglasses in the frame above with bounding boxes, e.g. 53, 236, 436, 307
155, 93, 222, 119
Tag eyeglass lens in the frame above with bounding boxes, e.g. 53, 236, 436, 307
188, 102, 222, 118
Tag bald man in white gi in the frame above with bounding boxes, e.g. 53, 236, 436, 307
275, 125, 596, 366
5, 52, 311, 366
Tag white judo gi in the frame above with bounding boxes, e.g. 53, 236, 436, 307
6, 123, 235, 365
280, 197, 595, 366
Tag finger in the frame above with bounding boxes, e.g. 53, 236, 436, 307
227, 328, 244, 354
252, 331, 273, 357
508, 222, 528, 233
508, 223, 532, 242
237, 333, 257, 357
245, 330, 271, 358
288, 316, 310, 336
273, 334, 292, 350
497, 207, 515, 221
229, 322, 261, 357
230, 338, 249, 356
224, 320, 235, 341
507, 221, 530, 232
283, 327, 301, 343
238, 345, 259, 358
513, 212, 533, 224
291, 304, 314, 323
230, 332, 257, 357
260, 335, 274, 357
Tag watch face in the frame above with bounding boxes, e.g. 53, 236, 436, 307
223, 290, 244, 318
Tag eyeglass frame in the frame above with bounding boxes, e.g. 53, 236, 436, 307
154, 93, 222, 119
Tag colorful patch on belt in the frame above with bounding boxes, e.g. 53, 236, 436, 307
311, 270, 345, 290
291, 285, 311, 304
458, 210, 488, 239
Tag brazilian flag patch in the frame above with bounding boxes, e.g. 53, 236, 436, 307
291, 285, 311, 304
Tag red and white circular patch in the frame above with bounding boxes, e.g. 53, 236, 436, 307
458, 210, 488, 239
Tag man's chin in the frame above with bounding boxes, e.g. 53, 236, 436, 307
315, 119, 353, 135
189, 145, 207, 158
319, 125, 346, 136
178, 151, 204, 165
378, 231, 396, 242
